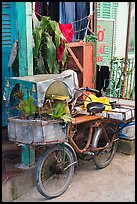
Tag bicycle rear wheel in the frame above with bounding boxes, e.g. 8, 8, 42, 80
92, 124, 119, 169
35, 144, 75, 199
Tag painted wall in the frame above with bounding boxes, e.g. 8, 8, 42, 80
115, 2, 128, 58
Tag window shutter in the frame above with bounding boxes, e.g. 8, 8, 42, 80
2, 2, 12, 50
2, 2, 17, 54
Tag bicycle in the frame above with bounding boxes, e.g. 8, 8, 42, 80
34, 87, 119, 199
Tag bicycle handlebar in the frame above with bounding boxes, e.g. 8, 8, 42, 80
85, 87, 99, 94
77, 87, 99, 94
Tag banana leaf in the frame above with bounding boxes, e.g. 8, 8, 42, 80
62, 43, 68, 68
40, 16, 51, 29
41, 32, 56, 74
33, 26, 43, 58
49, 20, 64, 47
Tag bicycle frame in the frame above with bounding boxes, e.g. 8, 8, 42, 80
67, 115, 119, 155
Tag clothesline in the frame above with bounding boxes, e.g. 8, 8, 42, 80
32, 7, 97, 25
71, 7, 97, 24
32, 7, 96, 40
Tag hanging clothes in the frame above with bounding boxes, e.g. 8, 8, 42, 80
59, 2, 90, 41
75, 2, 90, 40
48, 2, 59, 21
56, 23, 74, 62
59, 2, 76, 41
35, 2, 47, 21
96, 65, 110, 97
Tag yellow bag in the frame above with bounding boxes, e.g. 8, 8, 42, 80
84, 94, 112, 111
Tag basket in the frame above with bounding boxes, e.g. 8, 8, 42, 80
7, 117, 67, 145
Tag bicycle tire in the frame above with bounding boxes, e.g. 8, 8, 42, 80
92, 124, 119, 169
35, 144, 75, 199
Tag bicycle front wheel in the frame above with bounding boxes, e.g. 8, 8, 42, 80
92, 124, 119, 169
35, 144, 75, 199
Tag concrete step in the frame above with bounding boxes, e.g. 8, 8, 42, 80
2, 167, 35, 202
117, 137, 135, 155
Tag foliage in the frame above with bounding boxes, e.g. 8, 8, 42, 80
33, 16, 68, 74
14, 92, 71, 123
14, 92, 37, 118
44, 102, 71, 123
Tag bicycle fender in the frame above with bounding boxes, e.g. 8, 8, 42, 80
92, 127, 102, 147
64, 142, 78, 164
48, 143, 78, 165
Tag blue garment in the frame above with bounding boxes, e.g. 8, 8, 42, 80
59, 2, 76, 41
59, 2, 90, 41
75, 2, 90, 40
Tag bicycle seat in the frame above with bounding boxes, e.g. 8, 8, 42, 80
87, 102, 105, 114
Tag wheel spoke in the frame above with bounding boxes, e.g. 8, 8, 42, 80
35, 145, 75, 198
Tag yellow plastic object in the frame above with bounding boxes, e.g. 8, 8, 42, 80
84, 94, 112, 111
51, 95, 70, 100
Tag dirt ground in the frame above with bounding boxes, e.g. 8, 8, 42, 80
13, 152, 135, 202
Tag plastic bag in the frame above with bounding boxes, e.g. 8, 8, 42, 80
84, 94, 112, 111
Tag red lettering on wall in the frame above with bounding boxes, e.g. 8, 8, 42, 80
97, 30, 105, 41
96, 56, 103, 62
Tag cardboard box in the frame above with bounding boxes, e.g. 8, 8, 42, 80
104, 106, 135, 121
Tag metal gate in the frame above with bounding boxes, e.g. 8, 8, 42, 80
108, 58, 135, 99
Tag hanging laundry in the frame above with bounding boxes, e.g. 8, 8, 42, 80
59, 2, 90, 41
96, 65, 110, 97
75, 2, 90, 40
35, 2, 47, 21
56, 23, 74, 62
59, 2, 76, 41
59, 23, 74, 43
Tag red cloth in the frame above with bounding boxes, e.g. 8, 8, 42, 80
59, 23, 74, 43
56, 38, 64, 62
56, 23, 74, 62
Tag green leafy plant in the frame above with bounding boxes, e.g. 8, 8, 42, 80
45, 102, 71, 123
14, 92, 71, 123
33, 16, 68, 74
14, 93, 37, 118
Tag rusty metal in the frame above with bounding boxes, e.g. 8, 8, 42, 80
68, 127, 93, 154
67, 115, 119, 154
68, 120, 101, 154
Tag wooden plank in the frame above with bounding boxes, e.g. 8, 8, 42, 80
67, 41, 84, 47
16, 2, 33, 76
25, 2, 33, 76
67, 47, 83, 72
67, 41, 94, 48
16, 2, 34, 167
83, 44, 94, 88
71, 115, 102, 125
